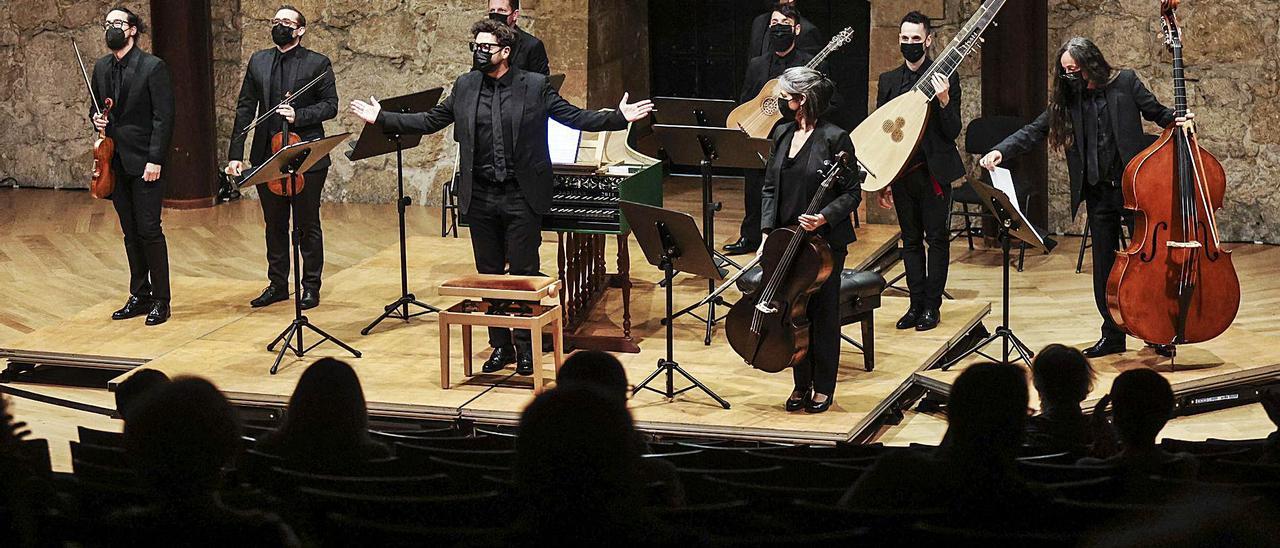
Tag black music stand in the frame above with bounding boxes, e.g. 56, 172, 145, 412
346, 88, 445, 336
240, 133, 362, 374
651, 97, 737, 127
941, 180, 1048, 369
653, 124, 772, 344
622, 200, 730, 409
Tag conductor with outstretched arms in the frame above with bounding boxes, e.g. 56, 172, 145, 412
350, 19, 654, 375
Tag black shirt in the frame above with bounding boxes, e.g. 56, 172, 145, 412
776, 130, 818, 228
896, 59, 932, 168
268, 47, 299, 131
106, 46, 140, 104
475, 69, 516, 183
1082, 88, 1120, 185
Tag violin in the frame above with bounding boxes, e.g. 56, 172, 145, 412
74, 39, 115, 200
725, 151, 851, 373
1105, 0, 1240, 347
233, 71, 331, 196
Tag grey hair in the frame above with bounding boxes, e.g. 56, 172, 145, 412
778, 67, 833, 121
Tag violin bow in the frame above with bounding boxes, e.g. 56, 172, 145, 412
239, 69, 331, 137
72, 39, 104, 120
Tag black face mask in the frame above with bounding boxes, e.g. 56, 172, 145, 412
473, 49, 497, 73
769, 24, 796, 53
1061, 71, 1086, 93
272, 24, 295, 47
488, 12, 511, 25
900, 42, 926, 63
105, 27, 128, 51
777, 98, 798, 121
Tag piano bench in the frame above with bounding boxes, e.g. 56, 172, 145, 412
736, 268, 887, 372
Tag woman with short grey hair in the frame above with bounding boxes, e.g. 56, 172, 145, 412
759, 66, 863, 414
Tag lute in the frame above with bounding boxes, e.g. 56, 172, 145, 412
726, 27, 854, 139
853, 0, 1006, 191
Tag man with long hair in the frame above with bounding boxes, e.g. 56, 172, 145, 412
982, 37, 1191, 358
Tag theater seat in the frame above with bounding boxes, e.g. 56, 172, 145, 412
736, 267, 886, 371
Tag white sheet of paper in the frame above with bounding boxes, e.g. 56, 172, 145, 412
547, 118, 582, 165
989, 167, 1045, 245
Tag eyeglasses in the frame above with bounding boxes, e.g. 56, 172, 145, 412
270, 18, 300, 28
103, 20, 131, 30
469, 42, 505, 53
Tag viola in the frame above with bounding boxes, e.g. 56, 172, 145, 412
266, 128, 305, 196
1105, 0, 1240, 347
74, 39, 115, 200
725, 151, 850, 373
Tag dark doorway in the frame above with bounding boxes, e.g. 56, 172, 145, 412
649, 0, 870, 126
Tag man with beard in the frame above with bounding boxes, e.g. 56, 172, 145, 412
486, 0, 550, 75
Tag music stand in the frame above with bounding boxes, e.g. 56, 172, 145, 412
653, 124, 772, 344
621, 201, 730, 409
346, 88, 445, 336
941, 180, 1047, 369
651, 97, 737, 127
240, 133, 362, 374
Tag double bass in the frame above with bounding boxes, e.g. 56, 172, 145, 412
74, 39, 114, 200
1105, 0, 1240, 349
725, 151, 850, 373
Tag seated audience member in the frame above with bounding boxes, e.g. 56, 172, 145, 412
506, 386, 691, 545
1256, 389, 1280, 464
842, 362, 1046, 523
556, 350, 685, 506
1026, 344, 1096, 455
1078, 368, 1198, 479
113, 377, 298, 546
255, 358, 390, 472
2, 395, 45, 546
114, 369, 171, 419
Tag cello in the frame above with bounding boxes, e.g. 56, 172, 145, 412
725, 151, 850, 373
74, 39, 115, 200
1105, 0, 1240, 349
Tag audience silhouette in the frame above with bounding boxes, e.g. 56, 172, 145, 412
114, 369, 170, 419
1026, 344, 1096, 455
1079, 368, 1198, 478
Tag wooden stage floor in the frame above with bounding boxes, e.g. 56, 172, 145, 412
3, 219, 988, 443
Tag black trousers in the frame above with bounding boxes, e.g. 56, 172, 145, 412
111, 161, 170, 301
465, 181, 543, 353
794, 250, 846, 396
260, 169, 326, 292
891, 168, 952, 310
1083, 182, 1128, 339
739, 169, 765, 245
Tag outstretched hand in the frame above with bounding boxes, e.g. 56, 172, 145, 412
349, 97, 382, 124
618, 93, 655, 122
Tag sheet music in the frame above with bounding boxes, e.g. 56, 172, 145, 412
990, 167, 1045, 244
548, 118, 582, 165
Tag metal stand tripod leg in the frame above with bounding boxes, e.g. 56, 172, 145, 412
940, 226, 1032, 369
362, 143, 440, 335
632, 260, 730, 408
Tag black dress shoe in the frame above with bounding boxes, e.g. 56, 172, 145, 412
723, 238, 760, 256
1083, 336, 1126, 358
516, 352, 535, 376
482, 346, 517, 373
1147, 342, 1176, 358
145, 301, 170, 326
300, 289, 320, 310
806, 393, 834, 414
915, 309, 940, 332
112, 296, 152, 320
785, 389, 811, 412
896, 307, 921, 330
251, 286, 289, 308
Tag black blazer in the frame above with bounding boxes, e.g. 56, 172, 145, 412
876, 61, 965, 185
992, 69, 1176, 217
90, 47, 175, 177
228, 46, 339, 173
749, 12, 826, 58
377, 67, 628, 215
738, 50, 817, 103
761, 120, 863, 249
510, 26, 550, 75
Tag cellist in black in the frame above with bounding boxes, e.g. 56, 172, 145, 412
91, 7, 175, 326
759, 67, 862, 414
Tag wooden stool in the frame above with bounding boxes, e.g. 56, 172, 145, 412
437, 275, 564, 393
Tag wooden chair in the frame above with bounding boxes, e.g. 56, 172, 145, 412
437, 275, 564, 393
76, 426, 124, 448
69, 441, 129, 469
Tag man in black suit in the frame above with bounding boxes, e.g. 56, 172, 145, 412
726, 5, 823, 255
350, 19, 653, 375
982, 37, 1187, 358
487, 0, 550, 75
227, 5, 339, 311
874, 12, 964, 332
749, 0, 826, 58
91, 7, 175, 326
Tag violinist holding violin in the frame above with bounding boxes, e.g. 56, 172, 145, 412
758, 67, 863, 414
227, 5, 338, 311
91, 7, 175, 326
